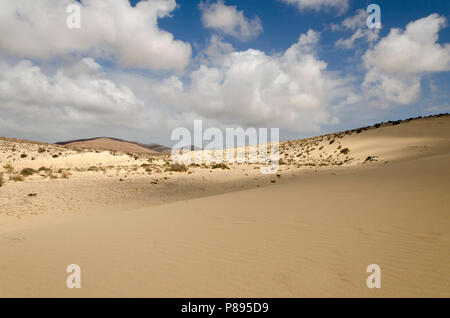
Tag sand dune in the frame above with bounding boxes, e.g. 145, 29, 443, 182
0, 115, 449, 297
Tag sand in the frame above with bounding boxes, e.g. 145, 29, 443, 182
0, 115, 449, 297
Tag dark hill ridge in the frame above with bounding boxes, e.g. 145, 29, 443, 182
56, 137, 171, 154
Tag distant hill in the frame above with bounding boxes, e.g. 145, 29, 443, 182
56, 137, 169, 154
144, 143, 172, 154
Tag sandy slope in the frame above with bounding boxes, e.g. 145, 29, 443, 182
0, 115, 449, 297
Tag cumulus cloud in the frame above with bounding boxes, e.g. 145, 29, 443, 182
0, 0, 191, 71
280, 0, 349, 15
197, 35, 235, 65
0, 58, 163, 140
0, 28, 354, 140
200, 0, 263, 41
154, 30, 351, 132
362, 14, 450, 105
335, 9, 380, 49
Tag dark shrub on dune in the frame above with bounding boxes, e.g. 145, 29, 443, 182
165, 163, 189, 172
211, 163, 230, 170
20, 168, 35, 177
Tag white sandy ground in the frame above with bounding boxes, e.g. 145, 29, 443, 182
0, 115, 449, 297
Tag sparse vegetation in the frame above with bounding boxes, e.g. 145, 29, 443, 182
38, 147, 46, 153
10, 174, 24, 182
0, 172, 3, 187
3, 164, 14, 173
20, 168, 35, 177
88, 166, 99, 172
61, 171, 71, 179
165, 163, 189, 172
211, 163, 230, 170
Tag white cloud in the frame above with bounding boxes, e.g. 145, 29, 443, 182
363, 14, 450, 104
0, 58, 160, 140
280, 0, 349, 15
335, 9, 379, 49
197, 35, 235, 65
0, 0, 191, 71
200, 0, 263, 41
154, 30, 351, 132
0, 29, 355, 140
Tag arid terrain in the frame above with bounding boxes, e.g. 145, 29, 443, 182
0, 115, 449, 297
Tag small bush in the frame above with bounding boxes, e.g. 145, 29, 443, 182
28, 193, 37, 197
20, 168, 35, 177
38, 166, 50, 172
329, 140, 335, 145
10, 174, 24, 182
3, 164, 14, 173
165, 163, 188, 172
211, 163, 230, 170
88, 166, 99, 172
61, 171, 71, 179
20, 153, 28, 158
52, 154, 59, 158
340, 148, 350, 155
38, 147, 46, 153
0, 172, 4, 187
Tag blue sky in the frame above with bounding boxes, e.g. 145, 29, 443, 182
0, 0, 449, 145
160, 0, 450, 133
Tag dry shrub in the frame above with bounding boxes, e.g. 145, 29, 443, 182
3, 164, 14, 173
61, 171, 71, 179
165, 163, 188, 172
10, 174, 24, 182
20, 168, 35, 177
211, 163, 230, 170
